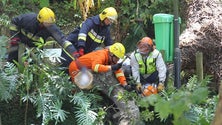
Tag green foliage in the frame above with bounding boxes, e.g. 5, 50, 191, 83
120, 75, 217, 125
39, 0, 49, 8
119, 0, 175, 52
0, 37, 104, 124
70, 92, 99, 125
140, 109, 155, 121
0, 36, 8, 62
0, 35, 18, 102
0, 62, 18, 102
122, 23, 146, 53
0, 14, 10, 28
50, 100, 69, 123
0, 1, 217, 125
50, 1, 82, 34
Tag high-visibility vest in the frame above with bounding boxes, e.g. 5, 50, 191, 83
134, 52, 158, 75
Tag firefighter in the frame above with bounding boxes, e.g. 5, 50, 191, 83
8, 7, 77, 63
61, 7, 118, 67
69, 42, 139, 124
130, 37, 167, 96
69, 42, 131, 89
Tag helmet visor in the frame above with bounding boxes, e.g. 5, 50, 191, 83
107, 17, 117, 24
43, 22, 54, 27
137, 43, 150, 55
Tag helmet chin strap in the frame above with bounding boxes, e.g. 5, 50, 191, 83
101, 20, 105, 26
109, 53, 116, 64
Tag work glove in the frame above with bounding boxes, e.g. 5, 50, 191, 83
136, 83, 142, 92
10, 37, 20, 46
111, 63, 122, 71
157, 82, 165, 92
72, 51, 80, 58
78, 48, 84, 57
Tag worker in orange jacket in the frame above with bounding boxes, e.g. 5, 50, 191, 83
69, 42, 131, 89
69, 43, 140, 124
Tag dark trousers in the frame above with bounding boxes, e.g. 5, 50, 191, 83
140, 71, 159, 85
7, 48, 18, 63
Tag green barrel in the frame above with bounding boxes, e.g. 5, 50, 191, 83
153, 13, 180, 62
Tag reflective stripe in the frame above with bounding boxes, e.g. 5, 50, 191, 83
79, 23, 104, 43
63, 48, 75, 60
63, 41, 72, 49
116, 72, 124, 77
94, 64, 100, 72
78, 33, 87, 41
135, 52, 156, 74
9, 24, 18, 31
21, 29, 43, 42
88, 31, 104, 43
78, 36, 86, 41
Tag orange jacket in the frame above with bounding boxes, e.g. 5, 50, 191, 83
69, 49, 126, 85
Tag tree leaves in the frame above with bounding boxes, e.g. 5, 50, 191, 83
155, 99, 171, 121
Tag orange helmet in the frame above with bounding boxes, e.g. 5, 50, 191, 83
138, 37, 153, 46
137, 37, 153, 54
142, 85, 158, 96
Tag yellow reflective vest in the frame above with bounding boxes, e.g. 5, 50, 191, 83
134, 52, 159, 75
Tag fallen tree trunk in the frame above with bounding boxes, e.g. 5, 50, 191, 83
92, 71, 140, 125
179, 0, 222, 89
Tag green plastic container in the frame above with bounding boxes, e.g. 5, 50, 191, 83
153, 13, 180, 62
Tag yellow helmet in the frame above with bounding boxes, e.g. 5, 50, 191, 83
37, 7, 55, 23
109, 42, 125, 59
99, 7, 118, 22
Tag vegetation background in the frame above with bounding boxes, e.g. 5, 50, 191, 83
0, 0, 219, 125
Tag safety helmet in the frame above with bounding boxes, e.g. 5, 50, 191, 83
137, 37, 153, 54
138, 37, 153, 46
109, 43, 125, 59
142, 85, 158, 96
37, 7, 56, 23
99, 7, 118, 22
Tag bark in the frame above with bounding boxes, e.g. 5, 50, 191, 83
92, 71, 140, 125
179, 0, 222, 89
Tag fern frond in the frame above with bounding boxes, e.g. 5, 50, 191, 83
70, 91, 91, 109
34, 91, 54, 123
0, 62, 18, 102
75, 106, 97, 125
154, 98, 171, 121
0, 14, 10, 27
50, 100, 69, 123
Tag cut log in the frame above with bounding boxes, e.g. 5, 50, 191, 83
92, 71, 140, 125
179, 0, 222, 89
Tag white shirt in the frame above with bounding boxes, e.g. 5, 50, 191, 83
130, 49, 167, 83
